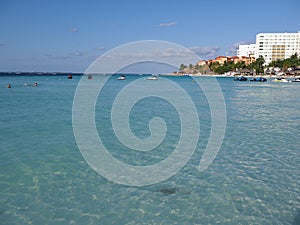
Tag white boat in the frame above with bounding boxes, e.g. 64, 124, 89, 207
273, 77, 289, 82
291, 78, 300, 82
148, 75, 158, 80
117, 75, 126, 80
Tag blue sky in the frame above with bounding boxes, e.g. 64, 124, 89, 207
0, 0, 299, 72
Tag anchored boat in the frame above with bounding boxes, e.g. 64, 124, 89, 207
148, 75, 158, 80
117, 75, 126, 80
273, 77, 289, 82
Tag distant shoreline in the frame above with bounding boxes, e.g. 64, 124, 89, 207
0, 72, 299, 78
0, 72, 83, 76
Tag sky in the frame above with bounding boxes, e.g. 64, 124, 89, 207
0, 0, 299, 72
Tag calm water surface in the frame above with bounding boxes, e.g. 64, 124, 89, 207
0, 75, 299, 224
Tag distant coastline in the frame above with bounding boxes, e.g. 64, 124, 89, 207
0, 72, 84, 76
1, 72, 299, 78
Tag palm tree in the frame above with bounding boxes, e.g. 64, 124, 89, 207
254, 56, 265, 74
179, 64, 187, 71
288, 53, 299, 69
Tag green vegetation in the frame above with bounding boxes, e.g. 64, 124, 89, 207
179, 64, 187, 71
179, 53, 300, 75
209, 61, 246, 74
269, 53, 300, 70
249, 56, 265, 74
208, 56, 265, 74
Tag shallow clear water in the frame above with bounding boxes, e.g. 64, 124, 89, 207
0, 75, 299, 224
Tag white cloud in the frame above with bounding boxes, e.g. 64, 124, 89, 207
189, 46, 220, 58
45, 51, 86, 59
99, 48, 200, 71
159, 21, 177, 27
94, 47, 106, 51
103, 47, 193, 60
71, 51, 85, 56
86, 41, 205, 73
44, 54, 72, 60
227, 41, 251, 55
70, 28, 79, 33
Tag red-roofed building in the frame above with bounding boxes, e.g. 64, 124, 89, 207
240, 56, 255, 65
200, 55, 256, 67
197, 60, 207, 66
227, 56, 240, 64
215, 56, 227, 65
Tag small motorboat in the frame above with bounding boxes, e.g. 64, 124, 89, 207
250, 77, 267, 82
68, 74, 73, 79
234, 76, 247, 81
148, 75, 158, 80
273, 77, 289, 82
117, 75, 126, 80
291, 78, 300, 82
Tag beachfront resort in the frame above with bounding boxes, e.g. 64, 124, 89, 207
178, 31, 300, 76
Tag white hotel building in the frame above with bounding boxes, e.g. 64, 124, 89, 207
237, 44, 256, 58
237, 31, 300, 64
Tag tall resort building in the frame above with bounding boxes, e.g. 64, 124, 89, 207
237, 44, 256, 57
255, 31, 300, 64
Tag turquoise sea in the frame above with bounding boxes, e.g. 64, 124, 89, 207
0, 74, 299, 224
